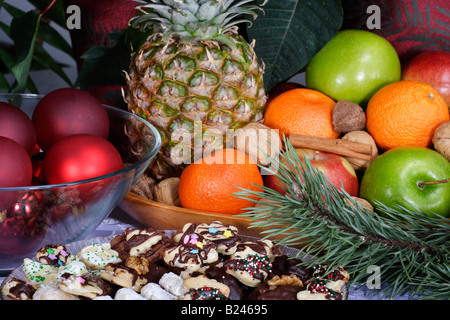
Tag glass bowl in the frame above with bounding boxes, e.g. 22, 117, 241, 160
0, 93, 161, 270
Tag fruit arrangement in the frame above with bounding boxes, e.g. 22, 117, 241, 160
123, 1, 449, 299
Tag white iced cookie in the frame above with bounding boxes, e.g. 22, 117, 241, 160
183, 275, 230, 300
115, 287, 147, 300
158, 272, 187, 298
58, 272, 112, 299
56, 259, 88, 281
77, 243, 121, 270
22, 258, 59, 285
140, 282, 176, 300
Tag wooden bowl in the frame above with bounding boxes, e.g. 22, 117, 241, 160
118, 192, 269, 238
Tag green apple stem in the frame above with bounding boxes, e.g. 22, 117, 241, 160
417, 178, 450, 188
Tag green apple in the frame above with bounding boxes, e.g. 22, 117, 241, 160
359, 146, 450, 218
305, 29, 401, 107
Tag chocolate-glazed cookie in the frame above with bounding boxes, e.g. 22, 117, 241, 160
110, 228, 169, 262
1, 277, 36, 300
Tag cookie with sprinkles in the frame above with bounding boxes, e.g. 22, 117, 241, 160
76, 242, 121, 271
163, 240, 219, 272
183, 275, 230, 300
58, 272, 112, 299
36, 244, 73, 267
224, 253, 273, 287
174, 221, 240, 255
22, 258, 59, 285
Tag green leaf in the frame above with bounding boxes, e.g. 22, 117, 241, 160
9, 10, 41, 93
27, 0, 67, 27
247, 0, 343, 91
75, 31, 131, 88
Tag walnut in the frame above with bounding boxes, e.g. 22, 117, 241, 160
131, 173, 156, 200
234, 122, 282, 167
154, 177, 181, 206
341, 131, 378, 171
432, 120, 450, 161
125, 256, 149, 275
267, 274, 303, 287
332, 100, 366, 133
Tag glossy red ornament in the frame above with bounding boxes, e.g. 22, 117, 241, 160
0, 102, 36, 157
32, 88, 110, 152
0, 136, 33, 211
43, 134, 123, 185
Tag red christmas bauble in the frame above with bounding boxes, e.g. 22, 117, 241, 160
32, 88, 110, 152
0, 136, 33, 211
43, 134, 123, 185
0, 102, 36, 157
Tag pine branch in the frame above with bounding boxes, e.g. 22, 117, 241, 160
236, 139, 450, 300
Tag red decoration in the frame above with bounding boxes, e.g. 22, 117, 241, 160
0, 136, 33, 211
43, 134, 123, 185
32, 88, 110, 152
0, 102, 36, 157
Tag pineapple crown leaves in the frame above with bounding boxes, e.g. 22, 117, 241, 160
129, 0, 267, 45
235, 137, 450, 299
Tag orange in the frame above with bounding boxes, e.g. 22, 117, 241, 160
178, 148, 263, 215
366, 80, 449, 150
263, 88, 339, 139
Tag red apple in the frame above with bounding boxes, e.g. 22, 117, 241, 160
264, 148, 359, 196
401, 51, 450, 107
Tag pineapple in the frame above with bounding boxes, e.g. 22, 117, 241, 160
125, 0, 267, 179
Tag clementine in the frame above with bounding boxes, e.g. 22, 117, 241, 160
178, 148, 263, 215
263, 88, 339, 140
366, 80, 449, 150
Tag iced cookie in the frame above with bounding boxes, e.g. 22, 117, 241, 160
58, 272, 112, 299
36, 244, 73, 267
140, 282, 176, 300
1, 277, 36, 300
296, 265, 349, 300
110, 228, 169, 262
115, 287, 147, 300
77, 243, 121, 270
32, 282, 79, 300
163, 241, 218, 272
158, 272, 187, 298
100, 262, 148, 292
22, 258, 59, 285
183, 275, 230, 300
56, 259, 88, 281
175, 221, 240, 255
223, 239, 275, 287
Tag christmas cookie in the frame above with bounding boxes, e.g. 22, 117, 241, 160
58, 272, 112, 299
114, 287, 147, 300
76, 242, 121, 270
140, 282, 176, 300
56, 259, 88, 281
183, 275, 230, 300
223, 239, 275, 287
100, 262, 149, 292
22, 258, 59, 285
1, 277, 36, 300
32, 282, 79, 300
110, 227, 168, 262
36, 244, 73, 267
174, 221, 240, 255
163, 240, 219, 272
158, 272, 188, 298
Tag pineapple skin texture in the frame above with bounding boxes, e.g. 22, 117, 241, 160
126, 33, 267, 179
